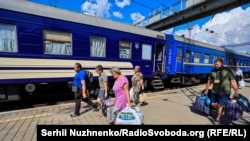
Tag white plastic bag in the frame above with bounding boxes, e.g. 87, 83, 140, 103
129, 88, 134, 101
115, 105, 143, 125
239, 80, 246, 88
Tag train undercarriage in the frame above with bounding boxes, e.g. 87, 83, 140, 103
0, 74, 166, 106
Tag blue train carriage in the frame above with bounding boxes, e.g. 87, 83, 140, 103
0, 0, 166, 103
164, 34, 250, 86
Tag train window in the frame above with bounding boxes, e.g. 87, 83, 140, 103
227, 58, 231, 65
185, 51, 190, 62
90, 36, 106, 57
142, 44, 152, 60
204, 54, 210, 64
244, 61, 247, 66
227, 58, 234, 65
119, 40, 131, 59
229, 59, 233, 65
213, 55, 217, 63
220, 57, 224, 63
236, 60, 240, 66
177, 49, 182, 62
0, 23, 17, 53
194, 53, 200, 63
43, 30, 72, 55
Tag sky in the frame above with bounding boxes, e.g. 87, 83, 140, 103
29, 0, 250, 53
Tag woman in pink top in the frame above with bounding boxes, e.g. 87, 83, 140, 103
109, 67, 131, 123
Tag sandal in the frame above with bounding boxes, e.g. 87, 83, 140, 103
214, 118, 221, 122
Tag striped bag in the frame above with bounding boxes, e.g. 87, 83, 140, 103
224, 100, 243, 121
101, 98, 111, 117
193, 95, 210, 115
106, 106, 117, 124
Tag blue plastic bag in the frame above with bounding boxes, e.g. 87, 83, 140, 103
205, 97, 211, 106
200, 91, 211, 106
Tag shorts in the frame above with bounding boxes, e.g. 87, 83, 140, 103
210, 91, 229, 105
98, 89, 105, 99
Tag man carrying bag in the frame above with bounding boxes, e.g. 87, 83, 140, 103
71, 62, 97, 117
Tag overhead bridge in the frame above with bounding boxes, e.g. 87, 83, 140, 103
145, 0, 250, 31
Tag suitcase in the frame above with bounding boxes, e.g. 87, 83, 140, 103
193, 95, 210, 115
224, 100, 243, 120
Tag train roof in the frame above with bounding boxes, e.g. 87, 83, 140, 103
173, 35, 250, 58
0, 0, 165, 40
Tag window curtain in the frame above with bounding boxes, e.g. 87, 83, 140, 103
0, 24, 17, 52
91, 38, 105, 57
44, 41, 71, 55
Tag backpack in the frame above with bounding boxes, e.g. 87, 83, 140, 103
85, 70, 94, 89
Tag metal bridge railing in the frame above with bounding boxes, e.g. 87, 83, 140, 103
134, 0, 206, 27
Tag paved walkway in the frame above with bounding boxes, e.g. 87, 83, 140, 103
0, 82, 250, 141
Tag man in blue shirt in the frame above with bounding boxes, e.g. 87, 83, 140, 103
71, 62, 97, 117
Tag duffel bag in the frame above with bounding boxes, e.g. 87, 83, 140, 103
224, 99, 243, 121
193, 95, 210, 115
236, 94, 250, 112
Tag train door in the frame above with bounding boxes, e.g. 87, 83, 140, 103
153, 44, 165, 74
175, 48, 183, 73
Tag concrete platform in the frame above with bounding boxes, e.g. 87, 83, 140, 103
0, 82, 250, 141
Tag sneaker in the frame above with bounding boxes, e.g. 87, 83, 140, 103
94, 104, 101, 111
